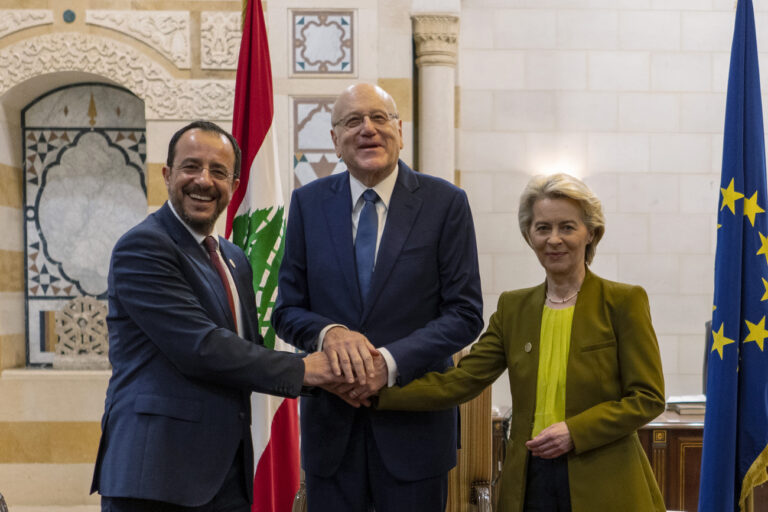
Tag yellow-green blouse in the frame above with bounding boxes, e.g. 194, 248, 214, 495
532, 305, 574, 437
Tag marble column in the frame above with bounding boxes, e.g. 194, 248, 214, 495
412, 14, 459, 184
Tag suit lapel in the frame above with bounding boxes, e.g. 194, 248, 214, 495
323, 174, 361, 310
197, 245, 237, 330
220, 239, 249, 331
156, 203, 236, 330
568, 269, 598, 356
565, 269, 608, 418
519, 283, 546, 401
220, 240, 266, 343
521, 284, 545, 347
362, 163, 422, 321
220, 242, 243, 295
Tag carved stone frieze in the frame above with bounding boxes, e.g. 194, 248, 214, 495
0, 33, 235, 120
201, 11, 241, 70
53, 296, 110, 370
412, 14, 459, 67
0, 9, 53, 39
86, 10, 190, 69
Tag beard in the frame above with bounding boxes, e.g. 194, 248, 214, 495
178, 206, 219, 234
170, 188, 226, 235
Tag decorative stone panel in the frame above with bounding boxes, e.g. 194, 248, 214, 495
86, 10, 190, 69
292, 10, 354, 75
201, 11, 241, 70
0, 33, 234, 120
53, 296, 110, 370
24, 83, 147, 365
0, 9, 53, 39
293, 97, 345, 188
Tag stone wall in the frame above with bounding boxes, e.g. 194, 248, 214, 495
457, 0, 748, 406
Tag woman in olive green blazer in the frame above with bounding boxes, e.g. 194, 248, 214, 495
376, 174, 665, 511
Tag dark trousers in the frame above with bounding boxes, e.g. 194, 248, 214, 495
101, 446, 250, 512
524, 455, 571, 512
305, 411, 448, 512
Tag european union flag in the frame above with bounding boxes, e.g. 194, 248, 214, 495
699, 1, 768, 510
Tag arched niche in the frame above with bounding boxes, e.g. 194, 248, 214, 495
22, 82, 148, 366
0, 31, 235, 366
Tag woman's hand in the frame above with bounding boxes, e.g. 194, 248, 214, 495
525, 421, 574, 459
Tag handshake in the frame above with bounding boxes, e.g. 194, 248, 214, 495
302, 326, 387, 407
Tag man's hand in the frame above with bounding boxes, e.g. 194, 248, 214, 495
323, 327, 378, 384
323, 353, 388, 407
322, 382, 367, 408
525, 421, 574, 459
345, 352, 388, 401
303, 351, 345, 387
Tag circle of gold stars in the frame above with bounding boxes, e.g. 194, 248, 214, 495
712, 178, 768, 359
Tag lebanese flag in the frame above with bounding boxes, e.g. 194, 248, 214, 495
227, 1, 300, 511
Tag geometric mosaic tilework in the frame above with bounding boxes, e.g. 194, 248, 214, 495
293, 97, 346, 189
23, 83, 148, 365
292, 10, 354, 75
24, 128, 147, 299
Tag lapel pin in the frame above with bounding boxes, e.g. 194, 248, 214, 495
524, 342, 532, 353
228, 258, 236, 268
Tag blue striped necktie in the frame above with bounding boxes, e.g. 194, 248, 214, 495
355, 189, 379, 304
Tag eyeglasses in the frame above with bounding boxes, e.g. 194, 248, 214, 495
333, 111, 399, 130
174, 163, 234, 182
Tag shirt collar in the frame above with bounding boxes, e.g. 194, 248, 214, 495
167, 201, 220, 246
349, 164, 398, 210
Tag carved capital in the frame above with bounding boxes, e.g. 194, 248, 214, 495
412, 14, 459, 68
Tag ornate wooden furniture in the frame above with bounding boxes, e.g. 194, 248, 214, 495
446, 350, 493, 512
638, 411, 768, 512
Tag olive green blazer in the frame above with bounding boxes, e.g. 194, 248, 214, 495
378, 270, 666, 512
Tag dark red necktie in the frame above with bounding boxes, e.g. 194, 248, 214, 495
203, 235, 237, 327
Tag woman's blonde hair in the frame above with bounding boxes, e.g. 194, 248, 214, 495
518, 173, 605, 265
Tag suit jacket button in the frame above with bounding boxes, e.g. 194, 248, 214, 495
239, 411, 246, 419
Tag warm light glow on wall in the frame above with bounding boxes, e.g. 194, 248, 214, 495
537, 161, 584, 180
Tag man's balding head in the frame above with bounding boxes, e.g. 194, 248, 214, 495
330, 83, 403, 187
331, 84, 398, 126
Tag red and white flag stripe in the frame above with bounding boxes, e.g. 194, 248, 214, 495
227, 1, 301, 511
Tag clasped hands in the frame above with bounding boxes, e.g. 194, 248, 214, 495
302, 326, 387, 407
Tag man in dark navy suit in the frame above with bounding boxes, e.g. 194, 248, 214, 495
272, 84, 484, 511
91, 121, 339, 512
